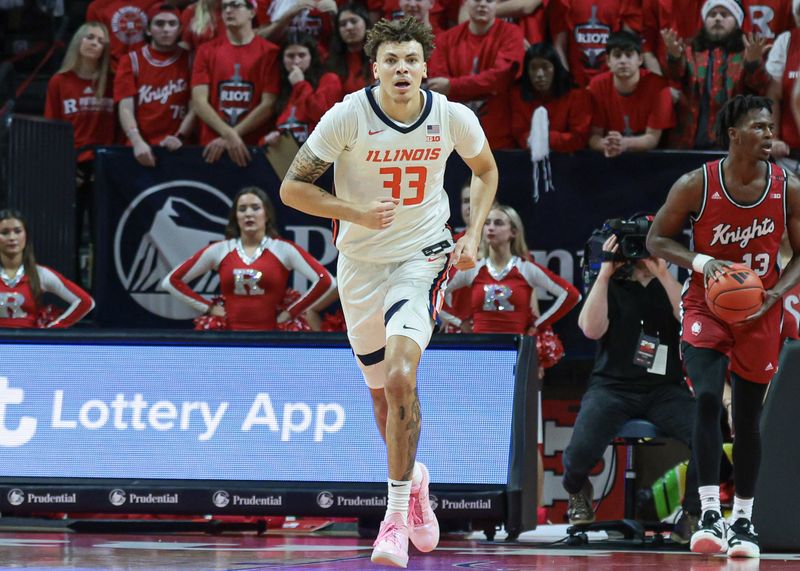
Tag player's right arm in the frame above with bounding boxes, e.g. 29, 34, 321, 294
279, 102, 399, 229
646, 168, 730, 284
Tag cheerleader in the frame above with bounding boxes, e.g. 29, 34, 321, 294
163, 187, 335, 330
0, 210, 94, 328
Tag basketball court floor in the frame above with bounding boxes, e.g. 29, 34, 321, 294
0, 525, 796, 570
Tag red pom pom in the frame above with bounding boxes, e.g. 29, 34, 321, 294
36, 305, 64, 328
531, 325, 565, 369
193, 315, 227, 330
321, 309, 347, 332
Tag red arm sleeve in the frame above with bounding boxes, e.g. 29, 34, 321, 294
162, 243, 223, 312
114, 54, 137, 103
38, 266, 95, 328
549, 88, 592, 152
449, 26, 526, 100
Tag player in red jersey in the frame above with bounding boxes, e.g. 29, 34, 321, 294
163, 187, 334, 330
0, 210, 94, 329
648, 95, 800, 558
115, 4, 195, 167
191, 0, 280, 166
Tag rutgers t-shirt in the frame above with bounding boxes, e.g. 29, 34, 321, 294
114, 46, 192, 145
44, 71, 116, 162
191, 34, 281, 145
86, 0, 160, 70
588, 70, 675, 135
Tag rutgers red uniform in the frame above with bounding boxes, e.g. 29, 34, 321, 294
86, 0, 160, 70
114, 46, 191, 145
682, 158, 787, 383
0, 266, 94, 328
191, 34, 281, 145
446, 257, 580, 333
275, 73, 343, 143
163, 237, 334, 330
44, 71, 116, 162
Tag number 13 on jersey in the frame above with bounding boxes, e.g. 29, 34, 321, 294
380, 166, 428, 206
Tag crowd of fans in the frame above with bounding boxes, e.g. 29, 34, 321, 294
38, 0, 800, 167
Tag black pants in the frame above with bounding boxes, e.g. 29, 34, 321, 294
683, 345, 769, 499
562, 376, 701, 515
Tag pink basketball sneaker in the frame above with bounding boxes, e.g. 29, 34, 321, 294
408, 462, 440, 552
371, 512, 409, 568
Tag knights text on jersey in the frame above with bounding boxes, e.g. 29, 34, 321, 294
688, 158, 787, 296
305, 87, 486, 263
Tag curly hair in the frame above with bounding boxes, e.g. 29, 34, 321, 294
364, 16, 436, 61
714, 95, 772, 148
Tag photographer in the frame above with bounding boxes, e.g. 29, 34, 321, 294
562, 225, 700, 543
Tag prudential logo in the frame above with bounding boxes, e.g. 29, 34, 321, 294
0, 377, 37, 447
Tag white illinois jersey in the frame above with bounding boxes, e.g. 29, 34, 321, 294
305, 86, 486, 263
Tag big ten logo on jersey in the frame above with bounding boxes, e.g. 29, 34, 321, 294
0, 293, 26, 318
111, 6, 148, 45
574, 5, 610, 68
219, 64, 255, 126
542, 400, 626, 520
426, 123, 441, 142
233, 269, 265, 295
114, 181, 231, 319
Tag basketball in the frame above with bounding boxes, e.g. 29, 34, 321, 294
705, 264, 765, 324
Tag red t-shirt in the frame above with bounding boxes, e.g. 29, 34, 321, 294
275, 73, 343, 143
549, 0, 638, 86
165, 238, 333, 330
428, 20, 525, 149
44, 70, 116, 162
254, 0, 337, 56
181, 4, 226, 52
0, 265, 94, 329
114, 45, 192, 145
86, 0, 161, 71
588, 70, 675, 135
742, 0, 793, 41
509, 85, 592, 151
641, 0, 703, 71
191, 34, 281, 145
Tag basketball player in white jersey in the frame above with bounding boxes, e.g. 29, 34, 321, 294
280, 17, 498, 568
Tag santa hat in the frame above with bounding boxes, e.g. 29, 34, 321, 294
701, 0, 744, 27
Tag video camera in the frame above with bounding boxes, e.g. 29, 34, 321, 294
581, 215, 653, 290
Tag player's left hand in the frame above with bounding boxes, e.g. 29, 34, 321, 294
742, 288, 779, 322
451, 233, 479, 270
277, 310, 291, 324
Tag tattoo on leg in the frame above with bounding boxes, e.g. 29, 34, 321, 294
403, 389, 422, 480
